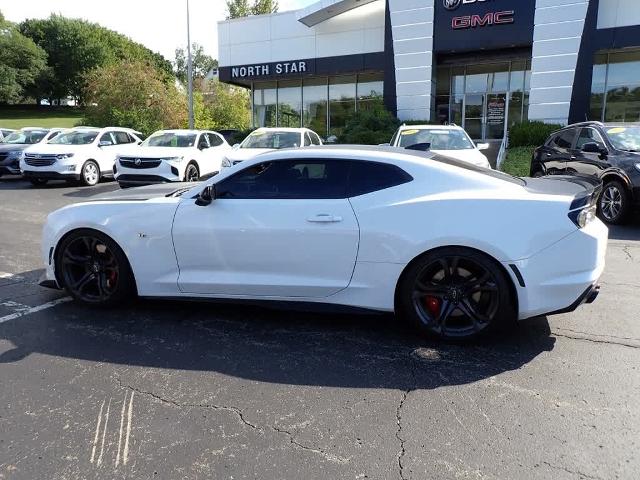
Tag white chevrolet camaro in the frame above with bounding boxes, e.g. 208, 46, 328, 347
40, 146, 608, 340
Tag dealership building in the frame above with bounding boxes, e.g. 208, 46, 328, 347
217, 0, 640, 141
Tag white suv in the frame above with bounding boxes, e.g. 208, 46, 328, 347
221, 127, 323, 168
389, 124, 492, 169
114, 130, 231, 187
20, 127, 142, 186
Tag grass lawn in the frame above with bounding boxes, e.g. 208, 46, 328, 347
501, 146, 536, 177
0, 108, 84, 130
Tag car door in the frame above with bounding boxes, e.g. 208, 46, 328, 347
540, 129, 577, 175
202, 132, 229, 174
96, 131, 121, 173
172, 159, 359, 297
568, 127, 609, 177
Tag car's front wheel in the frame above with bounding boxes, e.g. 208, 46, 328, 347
397, 247, 516, 340
80, 160, 100, 186
184, 162, 200, 182
598, 180, 630, 225
56, 229, 135, 306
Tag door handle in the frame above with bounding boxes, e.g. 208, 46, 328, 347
570, 156, 576, 160
307, 214, 342, 223
546, 153, 552, 157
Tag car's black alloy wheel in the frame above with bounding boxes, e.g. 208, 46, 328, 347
398, 248, 515, 340
598, 180, 629, 225
185, 163, 199, 182
57, 229, 135, 306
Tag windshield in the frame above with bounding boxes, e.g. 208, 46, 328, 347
398, 128, 475, 150
605, 126, 640, 152
242, 131, 301, 149
143, 132, 197, 148
3, 130, 48, 144
50, 130, 99, 145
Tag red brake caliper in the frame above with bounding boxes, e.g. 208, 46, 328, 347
424, 296, 440, 316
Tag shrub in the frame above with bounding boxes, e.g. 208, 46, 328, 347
509, 121, 563, 148
501, 146, 536, 177
338, 104, 401, 145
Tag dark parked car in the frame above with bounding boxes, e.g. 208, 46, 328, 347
531, 122, 640, 224
0, 128, 63, 177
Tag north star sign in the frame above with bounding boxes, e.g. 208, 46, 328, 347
231, 61, 308, 79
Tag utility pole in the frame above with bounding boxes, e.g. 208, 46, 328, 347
186, 0, 194, 129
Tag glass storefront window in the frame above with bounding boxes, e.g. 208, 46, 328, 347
329, 76, 356, 139
253, 82, 277, 128
356, 73, 384, 111
434, 95, 450, 124
590, 49, 640, 123
303, 79, 328, 138
277, 80, 302, 128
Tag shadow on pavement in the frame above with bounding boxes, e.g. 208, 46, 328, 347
0, 287, 556, 390
608, 213, 640, 241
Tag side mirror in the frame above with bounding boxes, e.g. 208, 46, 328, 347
582, 142, 607, 156
476, 143, 490, 151
199, 144, 209, 150
99, 141, 112, 147
233, 143, 240, 149
195, 185, 215, 206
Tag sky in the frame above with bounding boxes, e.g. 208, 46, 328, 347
0, 0, 316, 62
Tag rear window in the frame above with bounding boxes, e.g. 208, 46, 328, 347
348, 161, 413, 197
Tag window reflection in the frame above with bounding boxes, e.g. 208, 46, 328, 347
253, 82, 277, 128
329, 76, 356, 139
277, 80, 302, 128
303, 79, 327, 138
590, 49, 640, 123
356, 73, 384, 111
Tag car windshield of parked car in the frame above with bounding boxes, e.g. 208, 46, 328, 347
143, 132, 197, 148
398, 128, 475, 150
241, 131, 300, 149
605, 126, 640, 152
3, 130, 48, 144
50, 130, 99, 145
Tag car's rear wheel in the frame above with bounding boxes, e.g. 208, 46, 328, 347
184, 162, 200, 182
397, 247, 516, 340
29, 178, 48, 186
80, 160, 100, 186
598, 180, 630, 225
532, 169, 544, 178
56, 229, 135, 306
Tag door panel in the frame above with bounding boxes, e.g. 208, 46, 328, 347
568, 128, 609, 177
173, 198, 359, 297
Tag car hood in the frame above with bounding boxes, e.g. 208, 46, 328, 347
431, 149, 490, 167
117, 146, 191, 158
226, 148, 274, 162
88, 182, 199, 202
0, 144, 31, 153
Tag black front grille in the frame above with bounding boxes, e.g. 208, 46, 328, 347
119, 157, 162, 169
25, 157, 56, 167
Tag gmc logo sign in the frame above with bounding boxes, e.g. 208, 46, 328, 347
452, 10, 514, 29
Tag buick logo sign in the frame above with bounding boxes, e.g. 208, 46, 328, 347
134, 158, 142, 166
444, 0, 461, 10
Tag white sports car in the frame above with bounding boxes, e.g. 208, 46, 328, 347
40, 147, 607, 339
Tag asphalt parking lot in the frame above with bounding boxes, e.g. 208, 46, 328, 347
0, 176, 639, 480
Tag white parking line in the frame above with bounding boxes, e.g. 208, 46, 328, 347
0, 297, 72, 324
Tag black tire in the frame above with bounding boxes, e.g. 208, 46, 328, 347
397, 247, 516, 340
598, 180, 630, 225
531, 169, 544, 178
55, 229, 136, 307
184, 162, 200, 182
80, 160, 100, 187
29, 178, 48, 186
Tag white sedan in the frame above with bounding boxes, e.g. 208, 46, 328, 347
389, 124, 492, 168
40, 146, 607, 340
115, 130, 231, 187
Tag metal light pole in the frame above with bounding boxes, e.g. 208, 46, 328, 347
186, 0, 194, 129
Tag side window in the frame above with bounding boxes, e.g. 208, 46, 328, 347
304, 132, 312, 147
197, 134, 209, 149
216, 160, 350, 199
576, 128, 605, 150
348, 161, 413, 197
100, 132, 115, 145
553, 129, 577, 150
113, 131, 133, 144
207, 133, 224, 147
311, 133, 322, 145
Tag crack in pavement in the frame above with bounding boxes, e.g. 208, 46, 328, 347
116, 377, 350, 464
542, 461, 604, 480
551, 331, 640, 349
622, 245, 635, 262
395, 357, 420, 480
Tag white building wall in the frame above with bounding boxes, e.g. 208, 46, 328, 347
388, 0, 435, 121
528, 0, 589, 125
217, 0, 385, 67
597, 0, 640, 29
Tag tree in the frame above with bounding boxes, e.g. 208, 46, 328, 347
227, 0, 278, 18
19, 15, 173, 104
0, 12, 48, 103
174, 43, 218, 86
202, 80, 251, 131
82, 60, 187, 137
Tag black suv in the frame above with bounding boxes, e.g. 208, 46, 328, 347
531, 122, 640, 224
